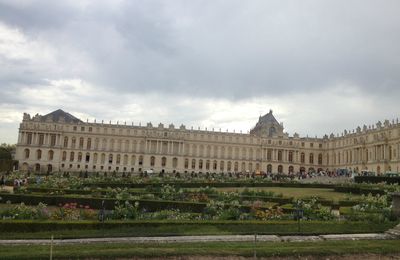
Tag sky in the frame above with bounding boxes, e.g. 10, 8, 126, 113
0, 0, 400, 143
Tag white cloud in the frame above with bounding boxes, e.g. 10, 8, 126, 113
0, 22, 54, 62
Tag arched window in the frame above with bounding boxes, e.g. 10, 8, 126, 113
71, 137, 76, 148
138, 155, 143, 165
318, 154, 323, 165
93, 153, 98, 164
116, 154, 121, 164
85, 153, 90, 163
267, 149, 272, 161
87, 138, 92, 150
48, 150, 54, 161
278, 150, 282, 161
241, 162, 246, 172
77, 152, 82, 162
206, 146, 211, 157
241, 148, 246, 159
248, 163, 253, 172
267, 164, 272, 173
125, 140, 130, 152
108, 154, 113, 164
213, 160, 217, 170
309, 153, 314, 164
35, 163, 40, 172
278, 165, 283, 173
162, 157, 167, 167
199, 159, 203, 169
191, 159, 196, 169
123, 155, 128, 165
131, 155, 136, 165
206, 160, 210, 170
70, 152, 74, 162
227, 161, 232, 171
79, 137, 84, 149
184, 158, 189, 169
63, 137, 68, 148
234, 162, 239, 172
220, 161, 225, 171
289, 165, 294, 173
172, 157, 178, 168
36, 149, 42, 160
101, 153, 106, 164
301, 153, 305, 163
221, 147, 226, 158
62, 151, 67, 161
24, 149, 30, 159
288, 151, 293, 162
150, 156, 155, 167
94, 138, 99, 150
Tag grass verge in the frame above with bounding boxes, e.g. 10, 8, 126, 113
0, 240, 399, 259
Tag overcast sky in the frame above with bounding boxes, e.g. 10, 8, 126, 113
1, 0, 400, 143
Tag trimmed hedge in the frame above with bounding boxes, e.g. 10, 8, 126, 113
0, 193, 207, 213
0, 220, 395, 235
354, 176, 400, 184
0, 193, 282, 213
334, 186, 385, 196
24, 187, 361, 209
82, 182, 335, 189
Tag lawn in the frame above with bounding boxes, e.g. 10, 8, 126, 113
1, 240, 399, 259
213, 187, 360, 201
0, 221, 396, 239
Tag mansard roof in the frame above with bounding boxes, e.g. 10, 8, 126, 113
41, 109, 82, 123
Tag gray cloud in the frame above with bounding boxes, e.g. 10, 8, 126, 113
1, 0, 399, 99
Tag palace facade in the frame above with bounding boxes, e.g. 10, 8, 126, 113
15, 109, 400, 174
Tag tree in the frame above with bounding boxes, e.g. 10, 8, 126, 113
0, 143, 16, 160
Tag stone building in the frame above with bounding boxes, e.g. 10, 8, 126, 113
15, 109, 400, 174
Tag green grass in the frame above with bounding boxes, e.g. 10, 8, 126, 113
1, 240, 399, 259
0, 220, 396, 239
214, 187, 360, 201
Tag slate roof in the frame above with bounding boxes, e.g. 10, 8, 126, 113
257, 110, 279, 125
41, 109, 82, 123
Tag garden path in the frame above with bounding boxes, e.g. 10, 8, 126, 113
0, 232, 395, 245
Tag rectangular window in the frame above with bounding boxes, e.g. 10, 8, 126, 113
27, 133, 32, 145
38, 134, 44, 146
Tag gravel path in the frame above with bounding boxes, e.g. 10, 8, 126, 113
0, 233, 394, 245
